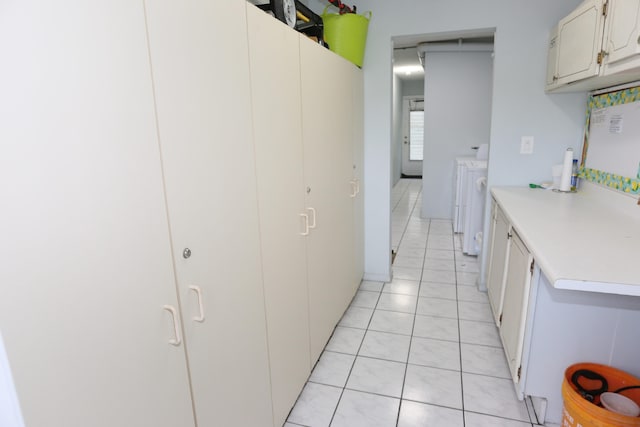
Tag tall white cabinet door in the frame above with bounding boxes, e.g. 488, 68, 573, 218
144, 1, 273, 426
246, 6, 311, 426
352, 67, 365, 289
0, 3, 195, 427
300, 38, 359, 362
556, 0, 606, 85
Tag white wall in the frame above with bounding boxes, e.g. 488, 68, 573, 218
422, 50, 493, 219
302, 0, 588, 282
401, 79, 424, 97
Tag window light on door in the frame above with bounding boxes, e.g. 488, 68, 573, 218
409, 109, 424, 161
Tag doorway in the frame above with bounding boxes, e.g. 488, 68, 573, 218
401, 96, 424, 177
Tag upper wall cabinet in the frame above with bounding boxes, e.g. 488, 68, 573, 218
555, 0, 606, 87
602, 0, 640, 73
546, 0, 640, 92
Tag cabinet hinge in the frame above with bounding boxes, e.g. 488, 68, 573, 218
602, 0, 608, 17
530, 260, 534, 274
597, 50, 608, 65
517, 365, 522, 381
507, 232, 512, 239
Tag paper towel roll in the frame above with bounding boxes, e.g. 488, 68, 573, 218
559, 148, 574, 192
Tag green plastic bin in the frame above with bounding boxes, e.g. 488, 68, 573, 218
322, 6, 371, 67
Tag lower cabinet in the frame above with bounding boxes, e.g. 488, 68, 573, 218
498, 231, 533, 384
487, 195, 640, 424
486, 203, 511, 324
486, 202, 533, 385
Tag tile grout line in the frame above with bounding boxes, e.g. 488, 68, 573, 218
394, 186, 427, 427
452, 232, 468, 427
327, 280, 385, 427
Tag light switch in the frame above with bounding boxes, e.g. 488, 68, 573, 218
520, 136, 534, 154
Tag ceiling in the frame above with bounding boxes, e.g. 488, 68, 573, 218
392, 29, 495, 81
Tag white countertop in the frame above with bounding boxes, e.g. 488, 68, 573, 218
491, 183, 640, 296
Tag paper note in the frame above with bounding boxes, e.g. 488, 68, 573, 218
591, 108, 606, 127
609, 114, 623, 134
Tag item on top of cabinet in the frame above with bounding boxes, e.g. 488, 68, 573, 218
529, 183, 552, 189
322, 4, 371, 67
252, 0, 326, 44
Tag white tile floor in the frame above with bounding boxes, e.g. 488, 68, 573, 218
286, 179, 541, 427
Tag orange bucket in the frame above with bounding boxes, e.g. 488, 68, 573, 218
562, 363, 640, 427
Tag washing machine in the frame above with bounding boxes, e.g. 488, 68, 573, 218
452, 157, 475, 233
461, 160, 487, 255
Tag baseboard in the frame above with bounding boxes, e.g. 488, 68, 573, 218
362, 272, 391, 283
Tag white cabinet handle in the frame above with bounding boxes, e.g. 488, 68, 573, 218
300, 213, 310, 236
355, 179, 360, 195
307, 207, 317, 229
163, 305, 182, 346
189, 286, 205, 323
350, 180, 357, 198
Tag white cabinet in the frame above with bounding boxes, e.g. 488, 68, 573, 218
547, 0, 640, 92
486, 202, 533, 385
246, 6, 311, 426
247, 5, 363, 422
486, 203, 511, 325
0, 2, 196, 426
351, 66, 365, 288
0, 2, 363, 425
144, 2, 273, 426
301, 36, 361, 363
554, 0, 606, 87
498, 231, 533, 384
602, 0, 640, 74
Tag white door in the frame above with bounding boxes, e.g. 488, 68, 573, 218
401, 97, 424, 177
0, 2, 196, 426
144, 1, 273, 426
247, 6, 311, 426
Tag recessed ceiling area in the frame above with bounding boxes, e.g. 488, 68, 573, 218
392, 28, 495, 81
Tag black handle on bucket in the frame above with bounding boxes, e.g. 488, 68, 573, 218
571, 369, 609, 402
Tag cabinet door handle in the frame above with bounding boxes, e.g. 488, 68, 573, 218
163, 305, 182, 346
300, 213, 310, 236
189, 286, 205, 323
307, 207, 317, 229
350, 180, 357, 198
355, 179, 360, 195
